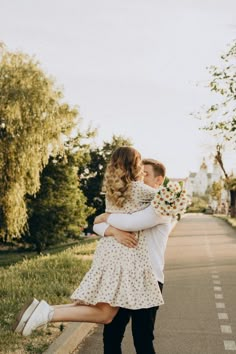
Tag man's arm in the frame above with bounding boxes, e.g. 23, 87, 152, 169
93, 223, 138, 248
95, 205, 171, 232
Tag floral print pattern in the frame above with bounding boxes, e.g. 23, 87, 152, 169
71, 181, 164, 309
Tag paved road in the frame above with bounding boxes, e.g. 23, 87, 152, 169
75, 214, 236, 354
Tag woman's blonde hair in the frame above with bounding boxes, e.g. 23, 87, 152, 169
103, 146, 143, 208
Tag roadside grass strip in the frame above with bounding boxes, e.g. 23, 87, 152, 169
0, 240, 97, 353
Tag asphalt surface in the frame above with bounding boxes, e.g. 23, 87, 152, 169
75, 214, 236, 354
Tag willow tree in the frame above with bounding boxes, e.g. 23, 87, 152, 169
0, 49, 78, 239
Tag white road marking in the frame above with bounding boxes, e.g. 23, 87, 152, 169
224, 340, 236, 350
214, 286, 222, 291
216, 302, 225, 308
213, 280, 221, 285
221, 325, 232, 334
205, 235, 235, 352
218, 313, 229, 320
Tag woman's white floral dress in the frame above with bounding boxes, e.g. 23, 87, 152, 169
71, 181, 164, 309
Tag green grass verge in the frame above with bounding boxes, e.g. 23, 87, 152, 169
0, 239, 97, 353
0, 239, 97, 268
214, 214, 236, 229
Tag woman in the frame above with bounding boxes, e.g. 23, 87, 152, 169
14, 146, 163, 336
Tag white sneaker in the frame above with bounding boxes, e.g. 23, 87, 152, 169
13, 298, 39, 334
22, 300, 53, 336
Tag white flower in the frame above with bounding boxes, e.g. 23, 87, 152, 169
151, 181, 189, 218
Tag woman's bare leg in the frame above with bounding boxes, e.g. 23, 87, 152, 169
14, 301, 119, 336
51, 302, 119, 324
53, 301, 81, 309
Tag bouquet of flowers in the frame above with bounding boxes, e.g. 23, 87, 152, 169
151, 179, 190, 219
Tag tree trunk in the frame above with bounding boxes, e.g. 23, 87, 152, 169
4, 231, 8, 243
215, 147, 229, 179
230, 190, 236, 218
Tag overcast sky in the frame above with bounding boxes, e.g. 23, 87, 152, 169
0, 0, 235, 177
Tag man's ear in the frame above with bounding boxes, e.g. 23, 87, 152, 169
156, 176, 164, 186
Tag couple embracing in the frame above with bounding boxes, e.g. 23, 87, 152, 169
14, 146, 188, 354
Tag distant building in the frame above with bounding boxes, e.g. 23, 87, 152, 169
185, 158, 229, 213
169, 177, 188, 187
185, 158, 223, 197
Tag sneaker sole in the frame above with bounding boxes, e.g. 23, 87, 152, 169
12, 299, 39, 333
22, 300, 49, 337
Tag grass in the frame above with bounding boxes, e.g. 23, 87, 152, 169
0, 238, 97, 268
0, 238, 98, 353
214, 214, 236, 229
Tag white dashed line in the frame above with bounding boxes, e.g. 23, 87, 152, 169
218, 313, 229, 320
224, 340, 236, 350
216, 302, 225, 309
205, 234, 235, 351
212, 274, 219, 279
214, 286, 222, 291
213, 280, 221, 285
221, 325, 232, 334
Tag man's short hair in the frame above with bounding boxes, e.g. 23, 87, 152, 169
142, 158, 166, 177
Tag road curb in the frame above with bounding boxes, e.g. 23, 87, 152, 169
43, 322, 97, 354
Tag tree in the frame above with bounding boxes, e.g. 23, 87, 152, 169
214, 144, 229, 179
212, 145, 236, 217
194, 41, 236, 217
0, 48, 79, 239
200, 40, 236, 144
209, 180, 222, 208
224, 176, 236, 218
79, 135, 132, 231
24, 153, 94, 253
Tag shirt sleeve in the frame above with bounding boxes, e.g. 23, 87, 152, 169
93, 222, 110, 237
107, 205, 171, 232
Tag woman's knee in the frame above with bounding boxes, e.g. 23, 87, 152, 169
98, 304, 118, 324
101, 310, 118, 324
102, 316, 114, 325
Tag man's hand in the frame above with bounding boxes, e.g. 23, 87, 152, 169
94, 213, 110, 224
105, 226, 138, 248
114, 230, 138, 248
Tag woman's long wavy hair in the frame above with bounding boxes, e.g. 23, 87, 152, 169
103, 146, 143, 208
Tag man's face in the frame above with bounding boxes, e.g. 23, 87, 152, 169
143, 164, 163, 188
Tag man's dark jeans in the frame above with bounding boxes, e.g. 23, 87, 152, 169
103, 282, 163, 354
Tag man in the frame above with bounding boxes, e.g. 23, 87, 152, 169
93, 159, 175, 354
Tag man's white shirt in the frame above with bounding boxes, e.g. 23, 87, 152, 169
93, 205, 176, 284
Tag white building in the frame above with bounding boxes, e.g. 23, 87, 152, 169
185, 158, 223, 197
185, 158, 229, 213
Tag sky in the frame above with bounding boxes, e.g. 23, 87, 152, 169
0, 0, 235, 177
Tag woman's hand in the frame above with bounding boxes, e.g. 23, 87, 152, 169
94, 213, 110, 224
